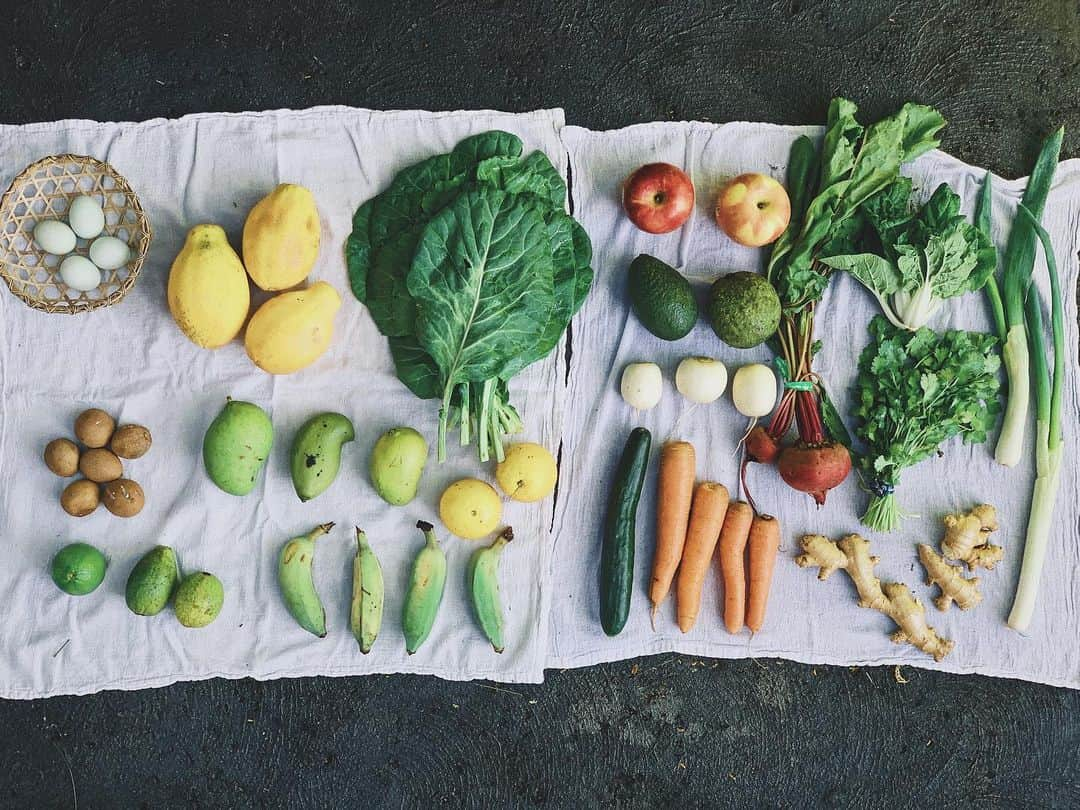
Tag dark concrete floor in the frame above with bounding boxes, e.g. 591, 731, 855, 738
2, 1, 1079, 807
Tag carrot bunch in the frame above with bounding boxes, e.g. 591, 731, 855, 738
649, 440, 780, 633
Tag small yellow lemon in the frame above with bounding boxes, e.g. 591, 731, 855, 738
495, 443, 558, 502
439, 478, 502, 540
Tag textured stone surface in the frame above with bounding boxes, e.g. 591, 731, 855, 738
1, 1, 1079, 807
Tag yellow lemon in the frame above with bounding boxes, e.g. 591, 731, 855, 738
439, 478, 502, 540
495, 442, 558, 502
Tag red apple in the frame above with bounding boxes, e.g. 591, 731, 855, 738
622, 163, 695, 234
715, 173, 791, 247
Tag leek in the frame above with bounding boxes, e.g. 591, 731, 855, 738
992, 128, 1064, 466
1007, 204, 1064, 632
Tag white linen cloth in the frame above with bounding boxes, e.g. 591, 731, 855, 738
1, 107, 1078, 698
0, 107, 568, 697
553, 122, 1080, 690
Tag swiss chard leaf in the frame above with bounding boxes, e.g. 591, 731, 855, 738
408, 188, 556, 386
366, 227, 422, 337
345, 200, 374, 303
477, 150, 567, 208
389, 335, 441, 400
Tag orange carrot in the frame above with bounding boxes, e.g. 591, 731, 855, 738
717, 500, 754, 634
649, 441, 696, 623
675, 482, 729, 632
745, 513, 781, 633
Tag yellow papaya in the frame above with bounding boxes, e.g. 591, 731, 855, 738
242, 183, 321, 291
244, 281, 341, 374
167, 224, 251, 348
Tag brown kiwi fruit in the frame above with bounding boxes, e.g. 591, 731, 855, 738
79, 448, 123, 483
101, 478, 144, 517
109, 424, 152, 459
44, 438, 80, 477
61, 479, 100, 517
74, 408, 115, 448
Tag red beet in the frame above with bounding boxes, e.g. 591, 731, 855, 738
777, 441, 852, 506
745, 425, 781, 464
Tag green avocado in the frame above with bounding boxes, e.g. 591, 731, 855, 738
627, 254, 698, 340
203, 398, 274, 496
125, 546, 180, 616
707, 271, 782, 348
173, 572, 225, 628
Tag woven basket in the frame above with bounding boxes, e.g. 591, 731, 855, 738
0, 154, 153, 314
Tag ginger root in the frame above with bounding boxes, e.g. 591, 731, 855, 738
917, 544, 981, 611
941, 504, 1002, 570
796, 533, 954, 661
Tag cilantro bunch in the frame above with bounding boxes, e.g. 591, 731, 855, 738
854, 315, 1001, 532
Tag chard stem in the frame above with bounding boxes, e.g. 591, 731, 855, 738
477, 378, 494, 463
459, 382, 471, 447
437, 382, 454, 463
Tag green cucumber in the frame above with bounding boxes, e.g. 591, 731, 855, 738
600, 427, 652, 636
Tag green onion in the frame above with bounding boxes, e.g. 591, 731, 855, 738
1007, 203, 1064, 631
993, 128, 1064, 467
975, 173, 1007, 344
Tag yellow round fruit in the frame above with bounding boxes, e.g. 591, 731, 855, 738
495, 442, 558, 502
439, 478, 502, 540
244, 281, 341, 374
167, 224, 251, 349
242, 183, 321, 291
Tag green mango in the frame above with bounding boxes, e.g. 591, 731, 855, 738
290, 412, 355, 501
126, 546, 180, 616
203, 398, 273, 496
173, 572, 225, 628
370, 427, 428, 506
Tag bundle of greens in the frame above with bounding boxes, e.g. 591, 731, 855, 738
853, 316, 1001, 532
749, 98, 946, 506
821, 179, 996, 330
346, 131, 593, 462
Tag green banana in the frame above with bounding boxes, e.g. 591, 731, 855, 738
278, 522, 334, 637
350, 528, 384, 654
402, 520, 447, 654
467, 527, 513, 653
290, 412, 355, 501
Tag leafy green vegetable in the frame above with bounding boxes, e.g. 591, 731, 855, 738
821, 182, 996, 330
974, 173, 1007, 344
991, 127, 1064, 468
768, 100, 945, 311
757, 98, 945, 502
853, 316, 1001, 532
345, 131, 592, 462
1008, 202, 1065, 631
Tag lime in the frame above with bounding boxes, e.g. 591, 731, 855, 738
51, 542, 107, 596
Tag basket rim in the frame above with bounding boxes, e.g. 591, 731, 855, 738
0, 153, 153, 315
